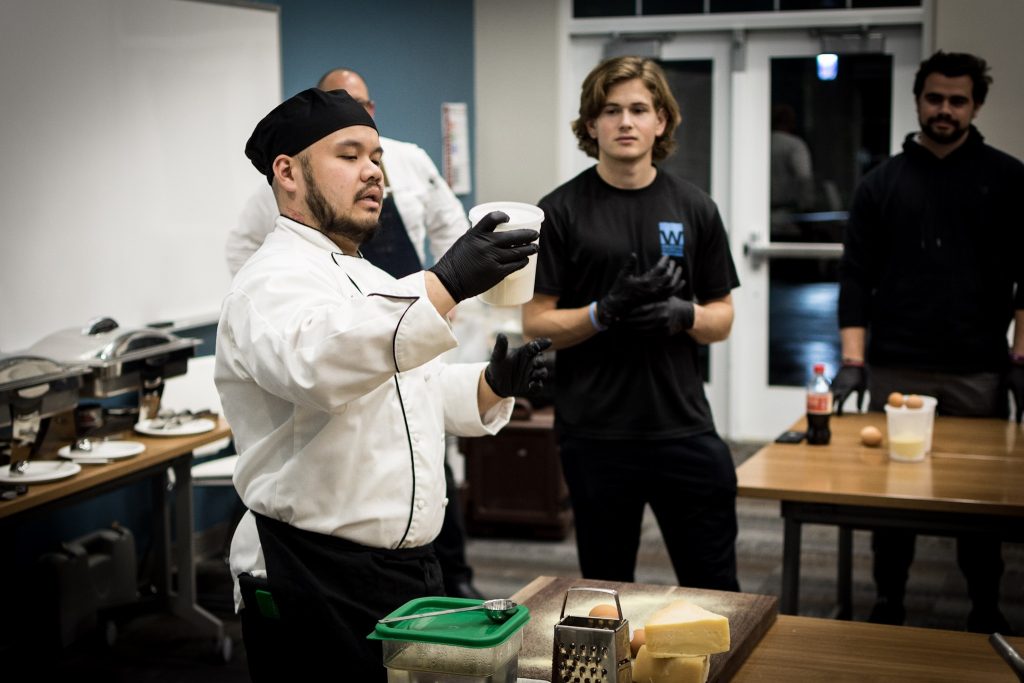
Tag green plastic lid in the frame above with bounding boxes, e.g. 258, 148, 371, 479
368, 597, 530, 648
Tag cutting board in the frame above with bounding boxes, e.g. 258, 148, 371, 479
512, 576, 778, 683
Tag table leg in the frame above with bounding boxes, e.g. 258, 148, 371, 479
836, 526, 853, 620
168, 456, 225, 640
152, 470, 172, 598
781, 515, 802, 615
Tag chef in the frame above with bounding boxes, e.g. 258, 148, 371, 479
215, 88, 550, 681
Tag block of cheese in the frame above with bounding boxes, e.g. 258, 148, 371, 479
643, 599, 730, 656
633, 645, 709, 683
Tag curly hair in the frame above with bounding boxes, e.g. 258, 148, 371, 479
571, 56, 682, 162
913, 51, 992, 105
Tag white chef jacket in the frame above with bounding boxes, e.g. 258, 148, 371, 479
216, 217, 512, 608
225, 136, 468, 276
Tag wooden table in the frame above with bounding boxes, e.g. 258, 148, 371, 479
0, 418, 234, 658
737, 413, 1024, 615
512, 576, 1024, 682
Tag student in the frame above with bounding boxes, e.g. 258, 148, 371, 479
834, 51, 1024, 632
217, 88, 550, 679
522, 56, 741, 591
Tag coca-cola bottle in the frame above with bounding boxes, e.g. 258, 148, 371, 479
806, 363, 832, 445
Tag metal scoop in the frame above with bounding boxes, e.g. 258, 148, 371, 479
378, 599, 518, 624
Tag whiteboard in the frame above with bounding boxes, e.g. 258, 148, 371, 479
0, 0, 280, 350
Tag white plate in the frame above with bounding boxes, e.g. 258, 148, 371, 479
58, 440, 146, 462
0, 460, 81, 484
134, 417, 216, 437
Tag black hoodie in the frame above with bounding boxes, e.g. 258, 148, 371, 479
839, 126, 1024, 373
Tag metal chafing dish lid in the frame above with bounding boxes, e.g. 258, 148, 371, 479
0, 353, 90, 428
26, 316, 200, 368
0, 354, 90, 395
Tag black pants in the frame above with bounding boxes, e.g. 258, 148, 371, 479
559, 432, 739, 591
240, 514, 443, 682
434, 460, 475, 591
868, 366, 1006, 614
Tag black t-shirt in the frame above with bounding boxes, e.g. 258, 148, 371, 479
535, 166, 740, 439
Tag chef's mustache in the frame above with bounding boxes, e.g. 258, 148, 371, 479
355, 182, 383, 201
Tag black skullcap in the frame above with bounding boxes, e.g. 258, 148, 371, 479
245, 88, 377, 184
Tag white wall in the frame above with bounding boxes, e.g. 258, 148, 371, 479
932, 0, 1024, 160
0, 0, 280, 351
474, 0, 565, 205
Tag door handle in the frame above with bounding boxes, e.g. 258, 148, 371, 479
743, 233, 843, 269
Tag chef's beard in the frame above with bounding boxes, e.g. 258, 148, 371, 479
920, 114, 969, 145
301, 158, 380, 246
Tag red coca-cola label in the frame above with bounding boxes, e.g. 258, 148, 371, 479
807, 393, 832, 415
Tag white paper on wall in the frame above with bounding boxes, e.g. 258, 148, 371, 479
442, 102, 471, 195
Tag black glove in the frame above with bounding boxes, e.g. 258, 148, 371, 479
618, 295, 695, 336
484, 334, 552, 398
1008, 362, 1024, 424
428, 211, 539, 303
596, 254, 683, 328
832, 364, 867, 415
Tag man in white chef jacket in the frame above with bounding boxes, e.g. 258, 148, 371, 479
215, 88, 549, 681
229, 67, 488, 601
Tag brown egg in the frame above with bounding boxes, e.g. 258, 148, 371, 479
630, 627, 646, 658
860, 425, 883, 447
887, 392, 905, 408
905, 394, 924, 409
589, 603, 619, 619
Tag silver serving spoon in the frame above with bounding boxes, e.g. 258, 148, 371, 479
378, 599, 518, 625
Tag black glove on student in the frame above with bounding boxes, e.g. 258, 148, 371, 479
429, 211, 538, 303
484, 334, 552, 398
618, 295, 695, 336
596, 254, 683, 328
1008, 362, 1024, 424
832, 364, 867, 415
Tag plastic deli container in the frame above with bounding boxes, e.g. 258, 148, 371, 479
884, 395, 937, 462
369, 596, 530, 683
467, 202, 544, 306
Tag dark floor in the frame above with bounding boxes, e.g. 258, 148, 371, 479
13, 441, 1023, 680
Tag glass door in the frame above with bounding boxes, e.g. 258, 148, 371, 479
728, 27, 921, 439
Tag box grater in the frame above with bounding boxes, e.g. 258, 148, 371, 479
551, 587, 632, 683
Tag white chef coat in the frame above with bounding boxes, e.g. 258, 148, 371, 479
216, 217, 512, 608
225, 136, 468, 276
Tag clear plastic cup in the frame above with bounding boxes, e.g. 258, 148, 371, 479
467, 201, 544, 306
884, 395, 937, 462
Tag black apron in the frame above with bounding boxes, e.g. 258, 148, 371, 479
245, 512, 443, 681
359, 194, 423, 278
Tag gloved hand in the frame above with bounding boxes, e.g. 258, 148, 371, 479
596, 254, 683, 328
1008, 362, 1024, 424
484, 334, 552, 398
428, 211, 538, 303
832, 364, 867, 415
618, 295, 695, 336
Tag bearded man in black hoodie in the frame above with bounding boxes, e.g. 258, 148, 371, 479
833, 51, 1024, 634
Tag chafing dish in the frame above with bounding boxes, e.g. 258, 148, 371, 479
26, 317, 200, 419
1, 353, 90, 475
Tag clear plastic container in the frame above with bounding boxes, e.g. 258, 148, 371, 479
370, 597, 530, 683
884, 395, 937, 462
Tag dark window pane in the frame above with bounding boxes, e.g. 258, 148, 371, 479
710, 0, 774, 12
768, 269, 841, 386
780, 0, 848, 9
768, 53, 893, 386
574, 0, 637, 17
852, 0, 920, 7
656, 59, 713, 193
642, 0, 704, 14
